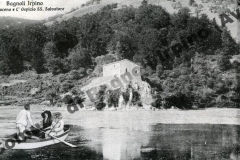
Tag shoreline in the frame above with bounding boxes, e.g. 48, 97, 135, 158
0, 106, 240, 144
0, 105, 239, 125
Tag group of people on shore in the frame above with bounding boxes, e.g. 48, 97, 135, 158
15, 104, 64, 141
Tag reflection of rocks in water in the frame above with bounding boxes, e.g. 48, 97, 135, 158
101, 129, 147, 160
74, 125, 151, 160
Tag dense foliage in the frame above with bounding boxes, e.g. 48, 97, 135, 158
0, 1, 240, 109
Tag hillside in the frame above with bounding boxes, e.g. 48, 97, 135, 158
45, 0, 239, 42
0, 0, 240, 110
0, 16, 40, 29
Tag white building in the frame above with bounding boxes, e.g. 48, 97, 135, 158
102, 59, 141, 80
81, 59, 153, 105
81, 59, 142, 91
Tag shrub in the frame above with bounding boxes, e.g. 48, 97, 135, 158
218, 55, 231, 71
95, 85, 107, 110
62, 95, 74, 104
151, 94, 162, 109
60, 81, 74, 93
131, 89, 141, 105
214, 82, 229, 94
165, 92, 194, 109
207, 79, 215, 89
107, 89, 120, 107
73, 96, 85, 107
122, 89, 130, 103
68, 70, 81, 80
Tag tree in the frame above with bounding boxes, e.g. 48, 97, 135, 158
20, 24, 47, 73
109, 32, 137, 60
107, 89, 120, 108
156, 64, 164, 77
136, 4, 170, 29
31, 51, 45, 73
151, 93, 162, 109
43, 41, 59, 59
53, 29, 78, 57
69, 46, 92, 70
171, 7, 190, 29
77, 14, 114, 57
214, 81, 228, 94
231, 75, 240, 107
62, 94, 74, 104
218, 54, 231, 71
46, 89, 57, 106
46, 58, 68, 75
3, 44, 24, 75
165, 92, 194, 109
221, 29, 238, 55
131, 89, 141, 106
60, 80, 74, 93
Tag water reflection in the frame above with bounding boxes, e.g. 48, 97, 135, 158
79, 124, 240, 160
1, 124, 240, 160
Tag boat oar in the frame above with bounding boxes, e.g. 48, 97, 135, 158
34, 127, 77, 148
48, 133, 77, 148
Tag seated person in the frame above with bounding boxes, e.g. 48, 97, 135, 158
41, 110, 52, 130
45, 112, 64, 138
39, 110, 53, 138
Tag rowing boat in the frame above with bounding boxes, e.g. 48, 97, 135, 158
2, 125, 70, 150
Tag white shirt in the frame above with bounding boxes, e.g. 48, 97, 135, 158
51, 119, 64, 135
16, 110, 33, 126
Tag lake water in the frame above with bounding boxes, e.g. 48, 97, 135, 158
0, 106, 240, 160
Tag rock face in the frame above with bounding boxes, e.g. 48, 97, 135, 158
132, 80, 153, 105
81, 59, 153, 107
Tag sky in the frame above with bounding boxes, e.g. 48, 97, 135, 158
0, 0, 88, 20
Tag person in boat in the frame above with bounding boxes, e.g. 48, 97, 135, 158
38, 110, 53, 138
16, 104, 35, 141
46, 112, 64, 137
41, 110, 52, 130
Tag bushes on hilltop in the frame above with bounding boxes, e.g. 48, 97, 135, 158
0, 2, 238, 76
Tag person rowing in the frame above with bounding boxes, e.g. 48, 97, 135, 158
45, 112, 64, 138
16, 104, 36, 141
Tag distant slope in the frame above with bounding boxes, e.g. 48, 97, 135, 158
0, 16, 40, 29
45, 0, 239, 43
45, 0, 143, 25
